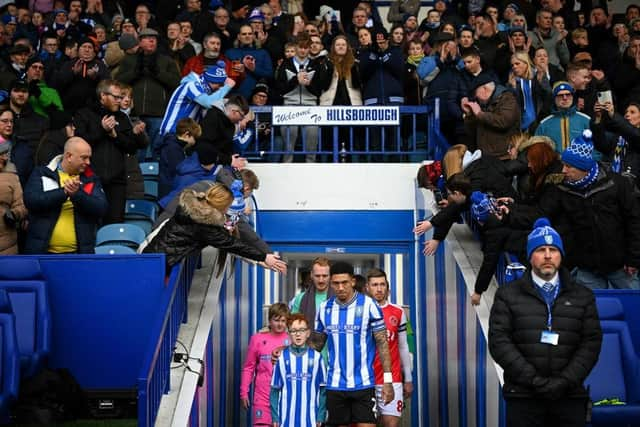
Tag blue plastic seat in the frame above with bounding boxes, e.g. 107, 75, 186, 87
0, 281, 50, 379
144, 180, 158, 201
125, 200, 158, 222
585, 297, 640, 427
94, 245, 137, 255
0, 312, 19, 422
96, 223, 146, 249
139, 162, 159, 181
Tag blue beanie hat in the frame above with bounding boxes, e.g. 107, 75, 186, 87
202, 61, 227, 84
527, 217, 564, 259
561, 129, 595, 171
552, 81, 575, 98
470, 191, 494, 223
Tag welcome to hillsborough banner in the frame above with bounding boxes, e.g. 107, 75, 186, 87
272, 106, 400, 126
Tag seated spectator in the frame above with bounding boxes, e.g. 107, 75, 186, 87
0, 136, 27, 255
159, 117, 201, 198
592, 101, 640, 187
23, 137, 108, 254
140, 183, 287, 274
461, 74, 520, 159
225, 24, 274, 100
535, 81, 590, 153
160, 62, 235, 138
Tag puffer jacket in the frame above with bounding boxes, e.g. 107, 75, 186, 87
359, 46, 404, 106
489, 268, 602, 399
141, 189, 267, 269
0, 169, 27, 254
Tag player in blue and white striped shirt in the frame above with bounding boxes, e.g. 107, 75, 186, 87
313, 261, 394, 426
271, 313, 327, 427
158, 61, 235, 137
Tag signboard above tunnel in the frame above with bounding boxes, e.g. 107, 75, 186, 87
272, 106, 400, 126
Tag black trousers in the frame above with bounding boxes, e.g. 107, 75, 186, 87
506, 397, 588, 427
102, 182, 126, 225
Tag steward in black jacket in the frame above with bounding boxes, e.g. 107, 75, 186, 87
489, 267, 602, 400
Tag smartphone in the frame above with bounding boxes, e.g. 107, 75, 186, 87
597, 90, 612, 104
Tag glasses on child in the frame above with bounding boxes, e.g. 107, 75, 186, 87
289, 328, 309, 335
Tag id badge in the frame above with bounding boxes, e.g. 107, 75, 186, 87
540, 330, 559, 345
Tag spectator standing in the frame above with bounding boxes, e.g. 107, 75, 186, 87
270, 313, 327, 427
474, 12, 511, 82
312, 261, 394, 427
23, 137, 108, 254
508, 51, 551, 133
275, 33, 323, 163
612, 34, 640, 112
175, 0, 215, 45
53, 36, 110, 114
116, 27, 181, 160
74, 79, 139, 224
163, 21, 196, 71
24, 56, 63, 120
103, 18, 137, 73
182, 32, 232, 78
0, 44, 31, 88
527, 10, 570, 70
225, 24, 274, 100
489, 218, 602, 426
158, 117, 200, 198
212, 7, 234, 52
0, 136, 26, 255
532, 46, 564, 88
534, 81, 590, 153
178, 19, 202, 56
461, 75, 520, 159
240, 302, 291, 426
386, 0, 420, 27
38, 33, 64, 85
366, 268, 413, 427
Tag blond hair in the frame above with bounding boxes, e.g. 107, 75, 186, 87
204, 183, 233, 211
511, 51, 534, 80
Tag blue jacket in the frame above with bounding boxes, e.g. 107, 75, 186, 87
158, 133, 191, 198
417, 54, 465, 121
158, 153, 219, 208
359, 46, 404, 105
535, 105, 591, 153
224, 45, 274, 99
23, 155, 108, 254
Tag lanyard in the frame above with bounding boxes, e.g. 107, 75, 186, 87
545, 285, 561, 331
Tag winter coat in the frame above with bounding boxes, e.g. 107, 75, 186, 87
592, 112, 640, 186
275, 57, 323, 106
489, 268, 602, 399
23, 155, 108, 254
141, 188, 267, 269
534, 106, 591, 153
0, 170, 26, 254
475, 32, 511, 81
158, 153, 219, 209
359, 46, 404, 106
318, 61, 362, 106
527, 28, 570, 69
224, 45, 274, 100
197, 103, 236, 166
417, 54, 465, 122
74, 102, 139, 185
52, 58, 110, 112
463, 85, 521, 159
115, 51, 181, 117
512, 77, 552, 133
613, 53, 640, 111
158, 133, 192, 198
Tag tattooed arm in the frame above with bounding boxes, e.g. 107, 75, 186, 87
373, 329, 395, 404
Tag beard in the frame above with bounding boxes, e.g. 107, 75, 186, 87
203, 49, 219, 59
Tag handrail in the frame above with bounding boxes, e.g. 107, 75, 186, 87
137, 254, 199, 427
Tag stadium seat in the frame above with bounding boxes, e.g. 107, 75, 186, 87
585, 297, 640, 427
0, 281, 50, 379
0, 258, 42, 281
94, 245, 138, 255
139, 162, 159, 181
0, 312, 20, 423
124, 200, 158, 235
96, 223, 146, 249
144, 180, 159, 201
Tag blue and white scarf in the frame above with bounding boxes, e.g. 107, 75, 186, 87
564, 162, 599, 190
612, 136, 627, 174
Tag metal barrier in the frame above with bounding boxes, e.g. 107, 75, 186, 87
138, 254, 199, 426
246, 104, 441, 162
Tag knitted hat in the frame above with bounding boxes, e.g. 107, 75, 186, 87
527, 217, 564, 259
552, 81, 575, 98
471, 72, 495, 92
202, 61, 227, 84
247, 8, 265, 22
251, 81, 269, 98
508, 26, 527, 38
561, 129, 595, 171
53, 8, 68, 16
0, 135, 10, 155
470, 191, 495, 223
227, 179, 246, 215
118, 33, 138, 50
505, 3, 520, 13
26, 56, 44, 69
402, 13, 417, 24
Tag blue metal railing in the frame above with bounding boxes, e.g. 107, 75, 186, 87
245, 104, 439, 162
137, 254, 199, 426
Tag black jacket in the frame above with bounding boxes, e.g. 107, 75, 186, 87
74, 103, 139, 185
592, 112, 640, 187
142, 189, 267, 269
489, 268, 602, 399
510, 166, 640, 273
197, 103, 235, 166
